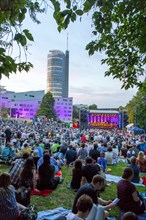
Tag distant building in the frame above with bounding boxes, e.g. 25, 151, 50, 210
0, 89, 45, 119
74, 104, 88, 109
46, 50, 69, 98
0, 87, 73, 121
54, 97, 73, 122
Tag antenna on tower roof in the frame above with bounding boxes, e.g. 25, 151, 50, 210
67, 33, 69, 50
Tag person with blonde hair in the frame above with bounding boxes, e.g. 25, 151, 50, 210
119, 144, 127, 158
0, 172, 25, 220
136, 151, 146, 172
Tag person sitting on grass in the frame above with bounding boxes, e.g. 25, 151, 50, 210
105, 146, 114, 165
37, 153, 61, 190
19, 157, 36, 189
97, 152, 107, 172
128, 156, 140, 183
136, 151, 146, 172
9, 152, 29, 188
70, 159, 83, 191
80, 156, 101, 186
0, 172, 26, 220
117, 167, 145, 215
119, 144, 127, 158
121, 211, 138, 220
72, 174, 115, 218
67, 194, 106, 220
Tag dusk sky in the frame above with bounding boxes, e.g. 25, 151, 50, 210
1, 7, 138, 108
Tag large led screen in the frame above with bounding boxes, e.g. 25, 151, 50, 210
88, 112, 119, 128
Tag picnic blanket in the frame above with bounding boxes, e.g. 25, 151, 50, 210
31, 189, 53, 197
105, 174, 145, 187
36, 207, 117, 220
36, 207, 71, 220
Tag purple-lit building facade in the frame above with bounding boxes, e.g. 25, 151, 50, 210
0, 87, 73, 121
54, 97, 73, 122
0, 89, 44, 119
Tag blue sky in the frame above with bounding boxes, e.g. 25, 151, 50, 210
1, 7, 138, 108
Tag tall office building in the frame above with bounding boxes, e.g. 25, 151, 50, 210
46, 50, 69, 98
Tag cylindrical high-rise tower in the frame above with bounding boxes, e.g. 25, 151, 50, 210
46, 50, 69, 98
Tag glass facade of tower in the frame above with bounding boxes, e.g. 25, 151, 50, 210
46, 50, 69, 98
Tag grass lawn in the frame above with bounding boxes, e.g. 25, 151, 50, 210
0, 162, 146, 220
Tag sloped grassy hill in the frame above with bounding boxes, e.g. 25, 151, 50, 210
0, 162, 146, 220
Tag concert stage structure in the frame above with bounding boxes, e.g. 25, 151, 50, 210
88, 110, 120, 129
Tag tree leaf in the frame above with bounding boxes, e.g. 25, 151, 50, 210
23, 29, 34, 41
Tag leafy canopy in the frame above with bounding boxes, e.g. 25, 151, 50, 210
0, 0, 47, 78
125, 80, 146, 130
1, 0, 146, 91
89, 104, 98, 110
51, 0, 146, 90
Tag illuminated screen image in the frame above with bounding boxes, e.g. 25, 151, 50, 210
88, 113, 119, 128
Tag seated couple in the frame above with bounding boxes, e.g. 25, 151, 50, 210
68, 175, 116, 220
10, 153, 62, 191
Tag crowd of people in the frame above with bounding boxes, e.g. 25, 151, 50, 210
0, 118, 146, 220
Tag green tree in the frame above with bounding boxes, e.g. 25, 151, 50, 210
0, 106, 9, 118
72, 106, 79, 120
37, 92, 57, 120
0, 0, 48, 78
89, 104, 98, 110
126, 80, 146, 130
52, 0, 146, 90
1, 0, 146, 91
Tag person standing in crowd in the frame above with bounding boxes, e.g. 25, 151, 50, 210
5, 126, 12, 143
